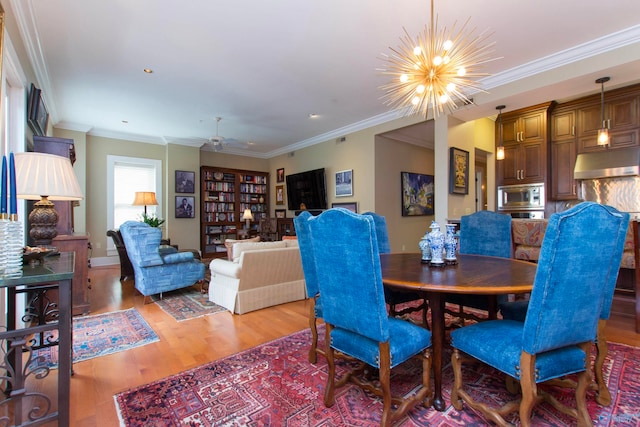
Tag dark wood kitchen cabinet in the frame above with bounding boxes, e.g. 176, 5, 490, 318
577, 90, 639, 153
550, 107, 578, 200
496, 102, 553, 186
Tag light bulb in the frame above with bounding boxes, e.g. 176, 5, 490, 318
597, 128, 609, 146
400, 74, 409, 83
446, 82, 456, 92
457, 67, 466, 77
413, 46, 422, 55
496, 146, 505, 160
443, 40, 453, 50
412, 96, 420, 105
416, 85, 425, 94
433, 56, 443, 66
439, 93, 449, 103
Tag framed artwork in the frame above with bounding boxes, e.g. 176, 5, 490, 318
175, 170, 195, 193
28, 86, 49, 136
332, 202, 357, 213
175, 196, 195, 218
276, 168, 285, 183
449, 147, 469, 195
401, 172, 434, 216
335, 169, 353, 197
275, 209, 286, 218
275, 185, 285, 205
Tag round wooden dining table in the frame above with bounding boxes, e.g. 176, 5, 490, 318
380, 252, 537, 411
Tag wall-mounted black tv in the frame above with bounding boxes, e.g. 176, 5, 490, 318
286, 168, 328, 211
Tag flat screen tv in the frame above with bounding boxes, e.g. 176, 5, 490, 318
286, 168, 328, 211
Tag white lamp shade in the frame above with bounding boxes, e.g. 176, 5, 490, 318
15, 152, 84, 201
241, 208, 254, 221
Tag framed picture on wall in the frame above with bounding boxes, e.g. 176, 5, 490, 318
401, 171, 434, 216
335, 169, 353, 197
449, 147, 469, 195
175, 170, 195, 193
332, 202, 357, 213
176, 196, 195, 218
276, 185, 285, 205
275, 209, 286, 218
277, 168, 285, 183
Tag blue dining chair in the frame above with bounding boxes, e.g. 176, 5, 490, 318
499, 205, 630, 406
446, 210, 512, 323
293, 210, 324, 363
309, 208, 432, 426
450, 202, 629, 426
362, 211, 429, 326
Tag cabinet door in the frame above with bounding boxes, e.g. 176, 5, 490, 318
500, 116, 520, 145
550, 140, 578, 200
551, 110, 575, 142
521, 141, 546, 183
499, 144, 522, 185
520, 111, 546, 142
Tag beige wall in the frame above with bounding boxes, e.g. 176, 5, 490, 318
51, 112, 497, 261
375, 136, 434, 253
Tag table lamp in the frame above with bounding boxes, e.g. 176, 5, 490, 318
241, 208, 254, 232
15, 152, 84, 246
132, 191, 158, 215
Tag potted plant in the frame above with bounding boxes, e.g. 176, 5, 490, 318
140, 212, 165, 227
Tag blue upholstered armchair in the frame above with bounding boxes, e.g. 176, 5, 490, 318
362, 211, 428, 326
119, 221, 205, 302
450, 202, 629, 426
446, 210, 512, 322
293, 210, 324, 363
309, 208, 432, 426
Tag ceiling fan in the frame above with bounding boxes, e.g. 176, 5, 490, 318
166, 117, 249, 151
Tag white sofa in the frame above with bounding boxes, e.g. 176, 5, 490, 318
209, 240, 306, 314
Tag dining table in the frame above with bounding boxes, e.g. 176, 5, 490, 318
380, 252, 537, 411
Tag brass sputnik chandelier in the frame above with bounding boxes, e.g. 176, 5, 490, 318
380, 0, 499, 118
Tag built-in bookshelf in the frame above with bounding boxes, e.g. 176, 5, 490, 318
201, 166, 269, 258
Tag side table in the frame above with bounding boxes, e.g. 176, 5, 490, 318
1, 252, 74, 426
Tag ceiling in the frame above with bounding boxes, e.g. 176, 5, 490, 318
10, 0, 640, 158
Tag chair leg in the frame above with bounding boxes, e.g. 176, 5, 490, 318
575, 342, 594, 427
323, 324, 336, 407
594, 320, 611, 406
308, 299, 318, 364
450, 349, 464, 410
519, 352, 543, 427
378, 342, 393, 427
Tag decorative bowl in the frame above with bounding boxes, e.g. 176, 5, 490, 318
22, 247, 57, 265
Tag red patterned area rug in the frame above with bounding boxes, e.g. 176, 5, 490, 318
114, 324, 640, 426
152, 287, 226, 322
33, 308, 158, 369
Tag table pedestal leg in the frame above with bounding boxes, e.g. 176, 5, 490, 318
429, 293, 446, 411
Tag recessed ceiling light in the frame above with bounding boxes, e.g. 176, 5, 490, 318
121, 120, 128, 124
143, 68, 153, 74
308, 113, 319, 119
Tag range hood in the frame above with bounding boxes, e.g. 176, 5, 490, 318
574, 146, 640, 180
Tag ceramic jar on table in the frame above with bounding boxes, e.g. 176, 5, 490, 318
427, 221, 445, 266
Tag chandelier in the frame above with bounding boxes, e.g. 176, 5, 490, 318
379, 0, 499, 118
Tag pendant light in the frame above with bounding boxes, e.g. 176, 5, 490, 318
496, 105, 505, 160
596, 77, 610, 147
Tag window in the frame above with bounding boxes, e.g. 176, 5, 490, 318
106, 155, 162, 255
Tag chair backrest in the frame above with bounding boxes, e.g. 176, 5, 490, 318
599, 209, 630, 321
119, 220, 164, 267
522, 202, 629, 355
293, 211, 319, 297
460, 210, 512, 258
362, 211, 391, 254
309, 208, 389, 342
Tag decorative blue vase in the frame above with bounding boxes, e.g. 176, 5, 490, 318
444, 223, 457, 263
428, 221, 444, 266
419, 231, 431, 263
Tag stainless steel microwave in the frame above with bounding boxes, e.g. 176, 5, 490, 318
497, 183, 545, 211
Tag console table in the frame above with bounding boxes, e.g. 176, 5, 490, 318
1, 252, 74, 426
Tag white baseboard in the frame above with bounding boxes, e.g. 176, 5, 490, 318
91, 256, 120, 267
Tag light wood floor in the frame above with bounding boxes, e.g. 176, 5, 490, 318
59, 265, 640, 425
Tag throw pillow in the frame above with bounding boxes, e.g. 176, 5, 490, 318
224, 236, 260, 259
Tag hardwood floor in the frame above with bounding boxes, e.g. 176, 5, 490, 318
66, 265, 639, 426
70, 265, 310, 426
